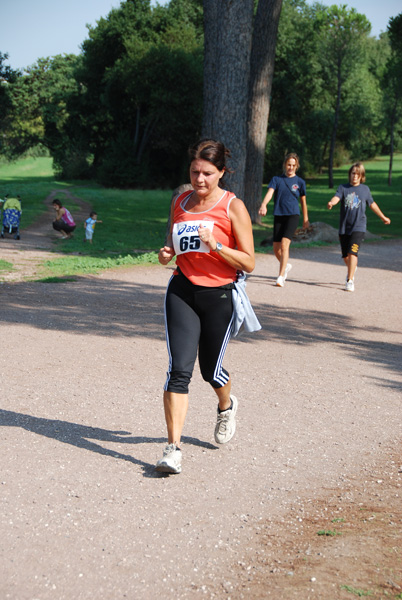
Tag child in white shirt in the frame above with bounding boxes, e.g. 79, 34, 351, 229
84, 211, 102, 244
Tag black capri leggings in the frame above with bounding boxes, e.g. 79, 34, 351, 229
164, 270, 234, 394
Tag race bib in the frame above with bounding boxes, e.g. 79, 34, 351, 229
172, 220, 215, 255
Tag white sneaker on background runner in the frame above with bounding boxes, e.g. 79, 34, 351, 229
345, 279, 355, 292
284, 263, 292, 280
345, 266, 357, 284
276, 276, 285, 287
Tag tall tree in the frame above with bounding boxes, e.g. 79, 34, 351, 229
384, 13, 402, 185
316, 5, 371, 187
74, 0, 203, 185
0, 52, 20, 155
244, 0, 283, 222
3, 56, 80, 162
202, 0, 283, 214
202, 0, 254, 199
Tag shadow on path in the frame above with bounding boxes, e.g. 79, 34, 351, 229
239, 303, 402, 388
0, 409, 216, 478
2, 272, 401, 386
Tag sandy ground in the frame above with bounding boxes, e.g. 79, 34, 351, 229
0, 202, 401, 599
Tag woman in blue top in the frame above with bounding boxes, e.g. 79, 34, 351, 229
258, 153, 309, 287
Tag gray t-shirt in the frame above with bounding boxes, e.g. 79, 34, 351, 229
335, 183, 373, 234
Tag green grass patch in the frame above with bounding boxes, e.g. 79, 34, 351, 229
0, 259, 14, 272
340, 584, 373, 597
38, 252, 159, 278
39, 276, 78, 283
317, 529, 341, 536
53, 187, 171, 256
0, 156, 66, 228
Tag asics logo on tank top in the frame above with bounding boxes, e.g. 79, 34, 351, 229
177, 223, 200, 235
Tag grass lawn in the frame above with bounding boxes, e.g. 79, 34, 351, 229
0, 153, 400, 278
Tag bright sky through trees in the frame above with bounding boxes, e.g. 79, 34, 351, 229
1, 0, 400, 71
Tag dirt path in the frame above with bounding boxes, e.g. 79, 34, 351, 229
0, 212, 401, 599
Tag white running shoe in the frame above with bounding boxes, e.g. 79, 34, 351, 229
155, 443, 182, 474
284, 263, 292, 280
345, 266, 357, 283
276, 275, 285, 287
214, 395, 238, 444
345, 279, 355, 292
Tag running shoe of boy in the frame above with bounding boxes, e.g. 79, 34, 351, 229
155, 443, 182, 474
345, 266, 357, 284
284, 263, 292, 280
214, 395, 238, 444
345, 279, 355, 292
276, 275, 285, 287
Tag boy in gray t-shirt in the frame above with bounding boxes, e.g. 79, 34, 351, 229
327, 162, 390, 292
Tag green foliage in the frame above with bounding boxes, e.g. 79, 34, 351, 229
2, 0, 400, 192
2, 55, 83, 164
0, 52, 20, 138
381, 14, 402, 166
67, 0, 203, 187
267, 0, 329, 175
265, 0, 394, 181
340, 585, 373, 597
1, 1, 203, 187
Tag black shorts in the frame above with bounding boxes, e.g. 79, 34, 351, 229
339, 232, 365, 258
273, 215, 299, 242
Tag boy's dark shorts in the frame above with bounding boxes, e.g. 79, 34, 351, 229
273, 215, 300, 242
339, 232, 365, 258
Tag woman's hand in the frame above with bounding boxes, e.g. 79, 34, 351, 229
258, 206, 267, 216
158, 246, 175, 265
198, 225, 216, 249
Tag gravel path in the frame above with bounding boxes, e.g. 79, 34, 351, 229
1, 209, 401, 599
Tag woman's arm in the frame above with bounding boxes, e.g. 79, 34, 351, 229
158, 196, 177, 265
258, 187, 274, 216
299, 195, 309, 228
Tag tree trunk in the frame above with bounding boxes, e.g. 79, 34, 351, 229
388, 100, 397, 186
244, 0, 283, 221
328, 57, 342, 189
202, 0, 254, 199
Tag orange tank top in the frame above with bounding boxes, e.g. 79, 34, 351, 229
172, 190, 237, 287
